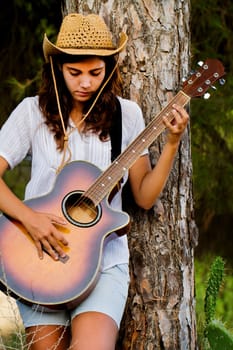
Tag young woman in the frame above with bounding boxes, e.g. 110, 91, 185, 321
0, 13, 189, 350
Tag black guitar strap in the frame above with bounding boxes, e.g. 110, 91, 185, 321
109, 97, 122, 162
109, 97, 134, 209
107, 98, 122, 202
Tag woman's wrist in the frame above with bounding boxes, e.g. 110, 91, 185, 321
15, 204, 35, 225
166, 132, 182, 147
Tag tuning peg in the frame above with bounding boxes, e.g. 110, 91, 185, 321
219, 78, 226, 85
198, 61, 204, 67
203, 92, 211, 99
189, 69, 197, 75
211, 85, 217, 90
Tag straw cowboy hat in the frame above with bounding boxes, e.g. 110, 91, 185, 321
43, 13, 128, 62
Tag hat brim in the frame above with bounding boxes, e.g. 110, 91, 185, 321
43, 32, 127, 62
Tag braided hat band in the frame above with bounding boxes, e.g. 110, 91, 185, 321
43, 13, 128, 62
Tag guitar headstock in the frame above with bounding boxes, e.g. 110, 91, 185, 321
183, 59, 225, 98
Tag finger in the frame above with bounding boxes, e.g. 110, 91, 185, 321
59, 235, 69, 246
162, 114, 179, 130
47, 214, 69, 246
172, 103, 184, 113
49, 214, 67, 226
51, 227, 69, 246
34, 240, 44, 260
163, 106, 182, 126
41, 238, 60, 261
172, 104, 189, 120
162, 115, 171, 127
47, 234, 68, 259
171, 107, 183, 125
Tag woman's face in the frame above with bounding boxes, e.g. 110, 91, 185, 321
62, 56, 106, 105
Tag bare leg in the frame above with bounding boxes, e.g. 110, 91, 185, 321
25, 325, 71, 350
69, 311, 118, 350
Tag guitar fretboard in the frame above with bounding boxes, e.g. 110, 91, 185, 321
86, 91, 190, 205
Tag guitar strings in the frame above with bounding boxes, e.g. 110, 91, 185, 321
72, 65, 214, 217
69, 92, 189, 214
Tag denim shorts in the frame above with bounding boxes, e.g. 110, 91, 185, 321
17, 264, 129, 329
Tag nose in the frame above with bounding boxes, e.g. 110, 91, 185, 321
79, 75, 91, 89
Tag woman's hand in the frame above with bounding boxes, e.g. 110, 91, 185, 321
21, 210, 69, 261
163, 104, 189, 144
128, 103, 189, 210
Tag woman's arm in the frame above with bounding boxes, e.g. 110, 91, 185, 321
128, 104, 189, 209
0, 156, 68, 260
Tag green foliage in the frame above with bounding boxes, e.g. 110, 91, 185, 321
0, 0, 62, 123
204, 256, 225, 325
191, 0, 233, 219
206, 320, 233, 350
5, 77, 39, 106
0, 332, 26, 349
3, 158, 31, 199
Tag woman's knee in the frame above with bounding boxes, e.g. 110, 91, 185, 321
70, 312, 118, 350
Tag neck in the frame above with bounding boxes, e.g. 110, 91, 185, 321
70, 107, 85, 129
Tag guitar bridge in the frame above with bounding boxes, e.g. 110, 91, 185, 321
58, 254, 70, 264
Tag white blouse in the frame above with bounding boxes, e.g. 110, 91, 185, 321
0, 96, 147, 269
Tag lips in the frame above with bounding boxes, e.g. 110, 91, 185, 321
74, 91, 91, 98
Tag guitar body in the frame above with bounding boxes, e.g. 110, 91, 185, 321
0, 161, 130, 310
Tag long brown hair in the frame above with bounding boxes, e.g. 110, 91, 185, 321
38, 54, 123, 150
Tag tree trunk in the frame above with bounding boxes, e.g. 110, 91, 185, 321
63, 1, 198, 349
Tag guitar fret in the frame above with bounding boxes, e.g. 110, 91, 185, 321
85, 91, 191, 204
86, 92, 190, 204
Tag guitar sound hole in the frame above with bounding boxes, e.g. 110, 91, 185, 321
62, 191, 102, 227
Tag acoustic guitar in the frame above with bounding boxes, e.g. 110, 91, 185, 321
0, 59, 225, 310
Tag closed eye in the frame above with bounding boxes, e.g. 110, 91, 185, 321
69, 69, 81, 76
68, 68, 103, 77
90, 68, 104, 76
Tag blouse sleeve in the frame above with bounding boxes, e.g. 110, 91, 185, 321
0, 97, 34, 169
120, 97, 148, 156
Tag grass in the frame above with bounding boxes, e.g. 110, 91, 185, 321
0, 332, 26, 349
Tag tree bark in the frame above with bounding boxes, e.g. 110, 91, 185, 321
63, 1, 198, 349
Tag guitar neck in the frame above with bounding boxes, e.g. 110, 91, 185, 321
85, 91, 190, 205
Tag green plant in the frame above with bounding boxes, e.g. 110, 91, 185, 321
206, 320, 233, 350
203, 256, 233, 349
204, 256, 225, 325
0, 332, 26, 349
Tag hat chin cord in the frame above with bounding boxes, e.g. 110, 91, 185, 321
49, 55, 119, 174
